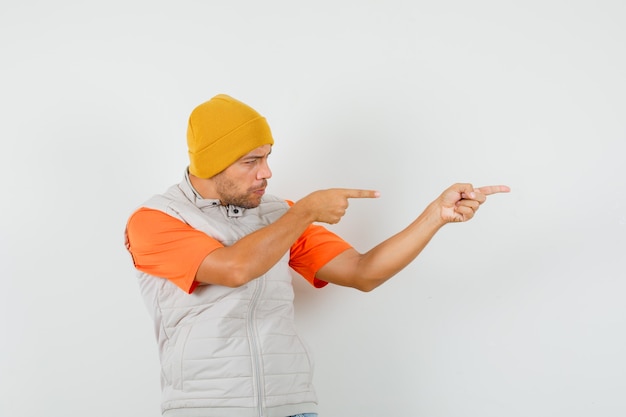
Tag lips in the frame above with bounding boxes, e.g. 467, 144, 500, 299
252, 180, 267, 196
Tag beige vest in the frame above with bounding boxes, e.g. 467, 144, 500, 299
137, 173, 318, 417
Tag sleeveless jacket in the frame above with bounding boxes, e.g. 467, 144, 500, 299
136, 173, 318, 417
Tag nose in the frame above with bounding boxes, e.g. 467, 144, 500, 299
257, 159, 272, 180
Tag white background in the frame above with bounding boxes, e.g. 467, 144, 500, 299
1, 1, 625, 416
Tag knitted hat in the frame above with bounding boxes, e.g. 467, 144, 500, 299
187, 94, 274, 178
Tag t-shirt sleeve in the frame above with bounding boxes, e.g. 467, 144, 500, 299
287, 201, 353, 288
125, 208, 223, 294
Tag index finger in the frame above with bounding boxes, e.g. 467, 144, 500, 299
340, 188, 381, 199
476, 185, 511, 196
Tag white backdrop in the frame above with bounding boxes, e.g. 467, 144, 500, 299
1, 1, 624, 416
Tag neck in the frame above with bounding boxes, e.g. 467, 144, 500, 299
189, 173, 218, 200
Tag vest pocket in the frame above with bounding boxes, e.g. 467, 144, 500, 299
170, 325, 192, 391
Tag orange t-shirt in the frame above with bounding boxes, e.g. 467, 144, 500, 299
125, 206, 352, 294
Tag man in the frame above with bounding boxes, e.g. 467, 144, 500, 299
125, 94, 510, 417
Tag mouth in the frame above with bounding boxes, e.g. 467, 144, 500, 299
252, 180, 268, 196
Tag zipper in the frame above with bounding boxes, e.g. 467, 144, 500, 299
247, 276, 265, 417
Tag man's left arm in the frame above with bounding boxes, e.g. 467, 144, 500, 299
316, 183, 510, 291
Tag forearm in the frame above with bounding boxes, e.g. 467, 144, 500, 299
319, 202, 445, 291
359, 203, 445, 288
196, 206, 314, 286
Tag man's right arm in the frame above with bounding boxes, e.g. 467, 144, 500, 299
195, 188, 379, 287
126, 189, 379, 289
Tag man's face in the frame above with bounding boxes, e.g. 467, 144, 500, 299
212, 144, 272, 209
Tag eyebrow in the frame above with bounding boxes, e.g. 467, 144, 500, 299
241, 150, 272, 161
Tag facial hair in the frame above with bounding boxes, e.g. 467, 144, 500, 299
213, 174, 267, 209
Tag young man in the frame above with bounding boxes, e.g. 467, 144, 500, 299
125, 94, 509, 417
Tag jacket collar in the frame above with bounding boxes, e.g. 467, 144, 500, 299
179, 169, 244, 217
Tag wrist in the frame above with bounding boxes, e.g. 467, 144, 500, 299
286, 201, 316, 225
424, 201, 448, 229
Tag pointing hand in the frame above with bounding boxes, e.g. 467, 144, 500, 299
295, 188, 380, 224
437, 183, 510, 223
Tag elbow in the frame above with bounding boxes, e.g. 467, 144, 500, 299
353, 279, 384, 293
353, 271, 398, 292
196, 260, 254, 288
356, 284, 376, 293
225, 264, 254, 288
226, 277, 248, 288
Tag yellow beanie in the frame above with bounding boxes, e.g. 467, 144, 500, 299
187, 94, 274, 178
